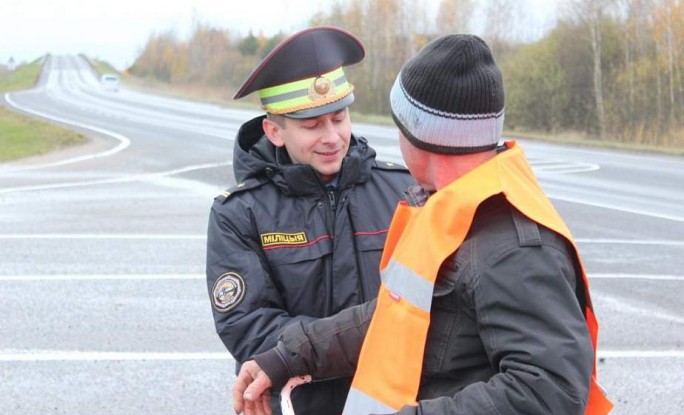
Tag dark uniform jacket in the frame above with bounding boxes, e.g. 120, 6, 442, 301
206, 115, 414, 415
256, 192, 594, 415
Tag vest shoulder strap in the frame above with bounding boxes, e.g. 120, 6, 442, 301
510, 207, 542, 247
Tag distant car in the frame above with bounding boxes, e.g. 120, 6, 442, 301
100, 73, 120, 92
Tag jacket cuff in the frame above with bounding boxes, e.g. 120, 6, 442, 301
252, 346, 291, 390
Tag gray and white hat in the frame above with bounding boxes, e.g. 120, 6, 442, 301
390, 34, 505, 154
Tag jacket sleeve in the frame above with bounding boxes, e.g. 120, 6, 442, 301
395, 244, 594, 415
254, 299, 376, 389
206, 201, 317, 363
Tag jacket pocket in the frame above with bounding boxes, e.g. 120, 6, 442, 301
353, 232, 386, 301
424, 281, 459, 374
262, 234, 334, 317
262, 232, 333, 265
353, 231, 387, 251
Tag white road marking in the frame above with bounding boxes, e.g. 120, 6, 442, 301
1, 273, 680, 282
0, 235, 678, 244
140, 173, 226, 198
0, 349, 679, 362
528, 159, 601, 175
0, 351, 232, 361
0, 161, 230, 195
595, 292, 684, 324
2, 92, 131, 172
1, 272, 678, 282
0, 274, 204, 281
0, 234, 204, 239
590, 274, 684, 281
576, 239, 684, 246
597, 350, 684, 359
547, 193, 684, 222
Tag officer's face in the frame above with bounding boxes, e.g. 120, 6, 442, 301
264, 108, 352, 183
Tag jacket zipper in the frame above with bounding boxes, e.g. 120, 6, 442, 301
325, 187, 337, 316
328, 188, 336, 211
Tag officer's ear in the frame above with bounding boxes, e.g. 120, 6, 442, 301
263, 115, 285, 147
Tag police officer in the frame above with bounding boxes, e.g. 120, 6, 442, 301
206, 26, 414, 415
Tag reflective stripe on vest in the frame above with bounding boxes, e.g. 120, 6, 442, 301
343, 140, 612, 414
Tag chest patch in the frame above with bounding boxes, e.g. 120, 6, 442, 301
260, 232, 308, 247
212, 272, 246, 313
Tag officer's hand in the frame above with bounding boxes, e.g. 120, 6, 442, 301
232, 360, 273, 415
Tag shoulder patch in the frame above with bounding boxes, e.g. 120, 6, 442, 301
215, 178, 267, 203
211, 272, 246, 313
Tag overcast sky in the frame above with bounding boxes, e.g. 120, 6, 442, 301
0, 0, 556, 71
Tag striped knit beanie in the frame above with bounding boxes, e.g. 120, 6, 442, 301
390, 34, 505, 154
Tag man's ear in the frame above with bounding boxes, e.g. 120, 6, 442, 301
262, 117, 285, 147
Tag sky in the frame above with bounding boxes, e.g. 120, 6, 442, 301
0, 0, 556, 71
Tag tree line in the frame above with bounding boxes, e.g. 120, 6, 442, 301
129, 0, 683, 149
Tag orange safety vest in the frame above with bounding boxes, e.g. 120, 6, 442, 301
343, 141, 612, 414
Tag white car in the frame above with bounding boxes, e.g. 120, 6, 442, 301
100, 73, 120, 92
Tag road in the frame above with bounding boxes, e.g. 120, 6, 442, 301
1, 55, 682, 414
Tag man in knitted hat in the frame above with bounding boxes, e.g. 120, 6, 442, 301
232, 34, 612, 415
206, 26, 413, 415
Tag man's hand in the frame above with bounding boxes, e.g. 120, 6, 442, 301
232, 360, 273, 415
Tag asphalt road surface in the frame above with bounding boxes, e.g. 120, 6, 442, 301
1, 55, 682, 415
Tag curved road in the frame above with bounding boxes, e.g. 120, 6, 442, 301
1, 55, 682, 414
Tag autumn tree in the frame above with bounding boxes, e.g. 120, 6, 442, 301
260, 33, 287, 58
127, 0, 682, 149
129, 31, 180, 82
481, 0, 523, 55
239, 32, 259, 56
436, 0, 476, 33
501, 31, 567, 133
186, 24, 233, 85
310, 0, 427, 114
560, 0, 619, 140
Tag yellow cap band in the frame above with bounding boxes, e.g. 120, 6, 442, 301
257, 67, 353, 115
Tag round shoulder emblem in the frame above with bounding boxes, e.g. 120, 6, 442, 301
212, 272, 246, 313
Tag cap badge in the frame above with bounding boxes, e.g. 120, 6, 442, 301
309, 76, 336, 101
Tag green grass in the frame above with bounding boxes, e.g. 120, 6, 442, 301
506, 129, 684, 157
1, 57, 88, 162
350, 112, 394, 126
86, 55, 120, 77
0, 107, 88, 162
0, 58, 43, 92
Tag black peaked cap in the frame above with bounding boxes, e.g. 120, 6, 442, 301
233, 26, 365, 99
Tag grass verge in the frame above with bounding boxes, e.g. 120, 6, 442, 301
0, 106, 88, 162
0, 57, 88, 162
0, 58, 42, 92
86, 56, 120, 76
506, 129, 684, 157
